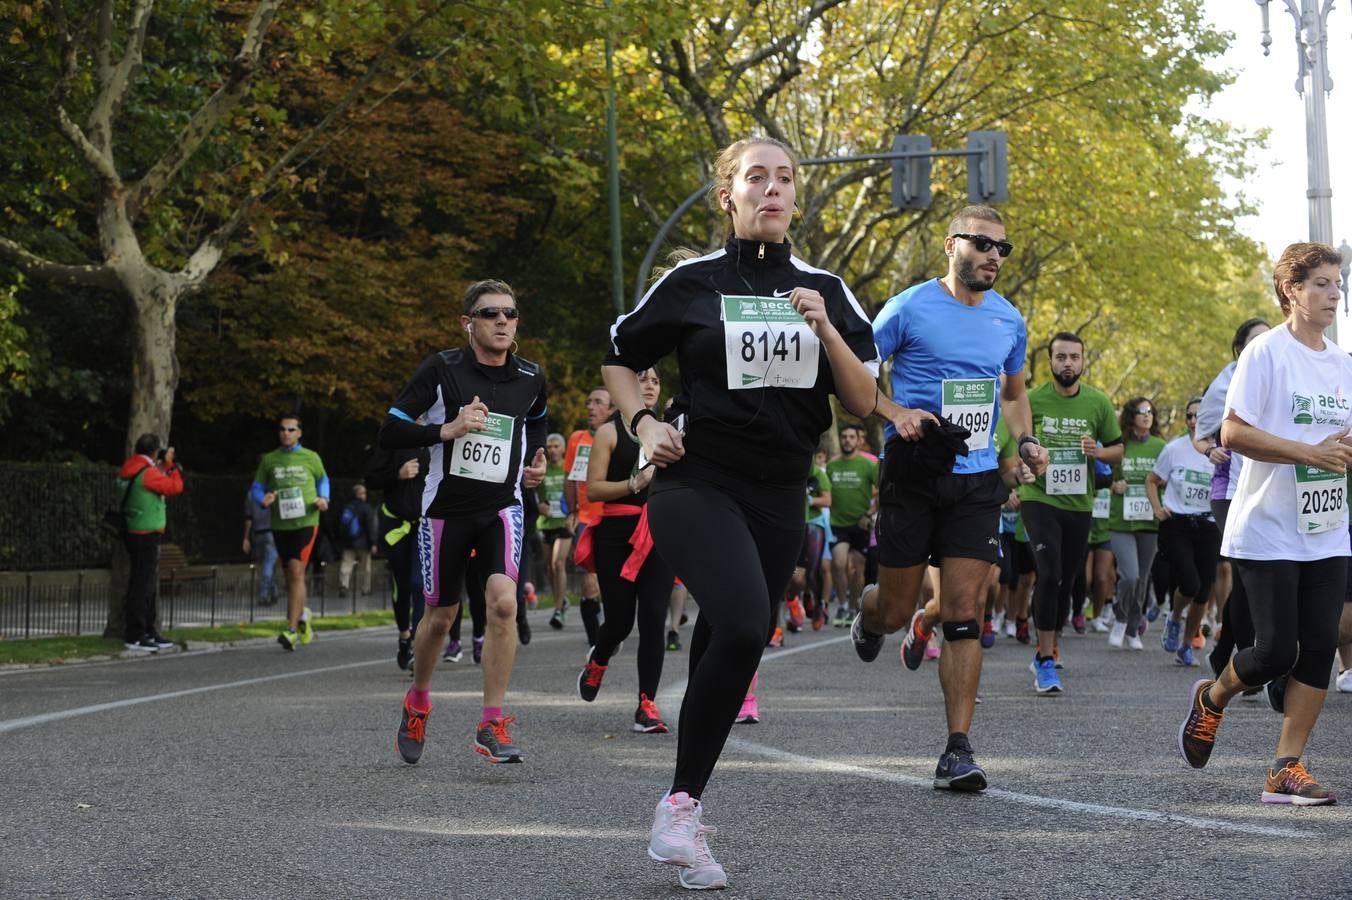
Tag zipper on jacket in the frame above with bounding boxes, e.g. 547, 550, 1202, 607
757, 242, 765, 260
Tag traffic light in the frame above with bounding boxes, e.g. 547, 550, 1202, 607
967, 131, 1008, 204
890, 134, 932, 209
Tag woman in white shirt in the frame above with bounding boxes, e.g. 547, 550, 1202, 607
1147, 397, 1217, 668
1178, 242, 1352, 806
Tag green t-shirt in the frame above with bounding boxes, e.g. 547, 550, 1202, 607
826, 454, 878, 528
536, 462, 568, 531
1108, 435, 1166, 533
806, 464, 829, 523
254, 445, 328, 531
1017, 382, 1121, 514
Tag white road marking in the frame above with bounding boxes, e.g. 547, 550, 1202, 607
657, 633, 1310, 840
0, 659, 384, 734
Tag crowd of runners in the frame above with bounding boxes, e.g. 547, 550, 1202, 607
245, 134, 1352, 891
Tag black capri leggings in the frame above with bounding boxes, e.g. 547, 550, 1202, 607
1020, 501, 1092, 633
1232, 557, 1346, 690
381, 510, 423, 634
592, 513, 675, 700
1156, 514, 1220, 604
647, 465, 803, 800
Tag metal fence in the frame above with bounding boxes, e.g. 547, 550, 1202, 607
0, 563, 394, 638
1, 460, 370, 570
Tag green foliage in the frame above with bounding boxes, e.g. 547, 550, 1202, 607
0, 0, 1283, 467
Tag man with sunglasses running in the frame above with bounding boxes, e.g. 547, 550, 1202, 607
852, 205, 1046, 792
382, 279, 549, 765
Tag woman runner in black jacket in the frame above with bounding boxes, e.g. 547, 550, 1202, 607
603, 136, 881, 891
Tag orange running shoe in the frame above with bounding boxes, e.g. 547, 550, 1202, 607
634, 693, 670, 733
786, 596, 806, 630
768, 626, 784, 648
1178, 679, 1223, 769
1262, 760, 1336, 806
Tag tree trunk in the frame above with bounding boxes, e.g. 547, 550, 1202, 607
125, 271, 181, 451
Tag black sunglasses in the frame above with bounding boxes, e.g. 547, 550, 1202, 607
951, 233, 1013, 257
1185, 412, 1198, 420
470, 306, 519, 320
279, 426, 300, 432
1135, 407, 1154, 415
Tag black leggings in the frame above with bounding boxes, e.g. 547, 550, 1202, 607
648, 466, 803, 800
1211, 499, 1254, 665
592, 513, 674, 700
1156, 514, 1220, 604
382, 511, 423, 634
1232, 557, 1345, 689
1020, 501, 1092, 633
449, 555, 486, 642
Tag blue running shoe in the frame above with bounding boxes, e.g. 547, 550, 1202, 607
1033, 656, 1062, 694
934, 744, 988, 792
1163, 618, 1181, 653
1145, 604, 1161, 623
1176, 645, 1197, 667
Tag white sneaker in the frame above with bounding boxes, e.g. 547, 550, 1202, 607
1337, 669, 1352, 693
1127, 635, 1144, 651
992, 612, 1006, 633
1091, 616, 1110, 633
649, 792, 701, 867
678, 824, 728, 890
1005, 619, 1016, 638
1108, 622, 1126, 648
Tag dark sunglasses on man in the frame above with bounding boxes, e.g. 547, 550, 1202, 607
950, 233, 1014, 258
470, 306, 519, 320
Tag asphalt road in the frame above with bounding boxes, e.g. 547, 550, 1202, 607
3, 611, 1352, 898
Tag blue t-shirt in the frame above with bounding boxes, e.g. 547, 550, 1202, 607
873, 278, 1027, 474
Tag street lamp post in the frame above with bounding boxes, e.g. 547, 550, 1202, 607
1340, 237, 1352, 313
1256, 0, 1339, 339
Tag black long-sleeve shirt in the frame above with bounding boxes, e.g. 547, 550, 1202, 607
605, 238, 879, 483
379, 348, 548, 518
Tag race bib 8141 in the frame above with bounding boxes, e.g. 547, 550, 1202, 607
721, 295, 820, 390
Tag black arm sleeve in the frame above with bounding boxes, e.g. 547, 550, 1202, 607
379, 416, 444, 449
603, 270, 687, 370
379, 354, 452, 449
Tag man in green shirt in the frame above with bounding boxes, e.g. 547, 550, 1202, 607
826, 423, 878, 626
251, 414, 330, 650
1017, 332, 1123, 692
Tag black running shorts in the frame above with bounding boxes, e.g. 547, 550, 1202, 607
877, 469, 1006, 568
273, 526, 317, 564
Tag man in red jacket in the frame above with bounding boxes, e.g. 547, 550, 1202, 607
118, 433, 185, 652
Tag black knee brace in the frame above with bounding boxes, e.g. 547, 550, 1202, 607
943, 619, 980, 642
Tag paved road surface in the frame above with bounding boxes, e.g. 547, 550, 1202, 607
3, 612, 1351, 897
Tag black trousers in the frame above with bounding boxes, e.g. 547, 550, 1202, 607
123, 532, 162, 642
593, 513, 674, 700
648, 463, 803, 800
1232, 557, 1345, 690
1020, 501, 1092, 633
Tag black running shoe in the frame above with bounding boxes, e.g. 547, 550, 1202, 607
475, 716, 523, 763
934, 744, 988, 792
397, 638, 413, 671
518, 618, 532, 646
666, 630, 681, 652
850, 611, 885, 663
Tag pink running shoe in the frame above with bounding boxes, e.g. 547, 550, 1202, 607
735, 672, 760, 724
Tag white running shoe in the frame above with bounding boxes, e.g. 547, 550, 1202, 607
1127, 635, 1145, 651
1004, 619, 1016, 638
678, 824, 728, 890
649, 792, 701, 867
1108, 621, 1127, 648
1091, 616, 1110, 633
992, 611, 1006, 633
1337, 669, 1352, 693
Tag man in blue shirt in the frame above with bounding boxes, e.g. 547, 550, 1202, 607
851, 205, 1046, 792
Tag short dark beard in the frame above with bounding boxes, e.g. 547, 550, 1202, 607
956, 256, 996, 292
1053, 368, 1081, 389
